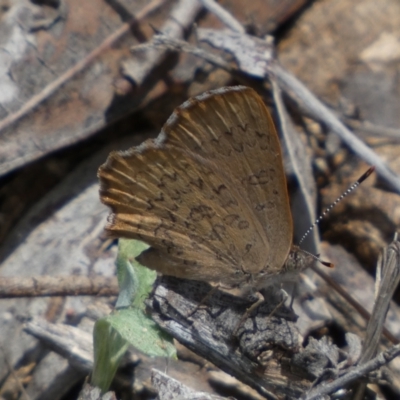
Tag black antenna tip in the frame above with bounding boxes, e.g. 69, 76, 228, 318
305, 252, 334, 268
358, 166, 375, 184
316, 253, 334, 268
321, 261, 334, 268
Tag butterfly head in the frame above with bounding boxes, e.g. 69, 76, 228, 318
280, 245, 315, 280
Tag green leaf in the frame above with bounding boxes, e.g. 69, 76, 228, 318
91, 239, 176, 392
92, 319, 129, 391
115, 239, 154, 309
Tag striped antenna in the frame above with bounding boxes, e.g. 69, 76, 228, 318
299, 166, 375, 246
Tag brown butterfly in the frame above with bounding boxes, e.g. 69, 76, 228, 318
98, 86, 312, 304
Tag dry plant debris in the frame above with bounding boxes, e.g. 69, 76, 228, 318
1, 0, 400, 399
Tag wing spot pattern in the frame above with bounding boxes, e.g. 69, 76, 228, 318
238, 220, 250, 230
190, 205, 216, 222
246, 170, 269, 185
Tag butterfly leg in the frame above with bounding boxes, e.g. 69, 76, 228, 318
268, 288, 289, 318
232, 291, 264, 336
186, 284, 220, 318
288, 283, 297, 309
233, 287, 291, 336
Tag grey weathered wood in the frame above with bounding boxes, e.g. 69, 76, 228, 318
148, 276, 326, 399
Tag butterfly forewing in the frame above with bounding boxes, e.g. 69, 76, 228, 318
163, 87, 293, 275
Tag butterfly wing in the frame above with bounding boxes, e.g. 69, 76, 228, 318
163, 86, 293, 275
98, 86, 293, 286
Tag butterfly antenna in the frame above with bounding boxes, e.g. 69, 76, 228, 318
300, 248, 334, 268
299, 166, 375, 246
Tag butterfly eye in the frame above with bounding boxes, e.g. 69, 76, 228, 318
284, 253, 296, 272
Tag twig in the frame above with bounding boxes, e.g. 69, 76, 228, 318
128, 0, 203, 84
271, 78, 319, 255
346, 119, 400, 140
269, 65, 400, 193
199, 0, 245, 33
150, 35, 234, 71
310, 263, 399, 345
352, 234, 400, 399
303, 343, 400, 400
0, 0, 165, 134
360, 233, 400, 362
24, 320, 94, 372
0, 276, 118, 298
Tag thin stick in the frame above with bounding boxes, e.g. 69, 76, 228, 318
0, 0, 165, 133
310, 264, 399, 344
352, 234, 400, 400
269, 65, 400, 193
303, 343, 400, 400
0, 276, 119, 298
199, 0, 245, 33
